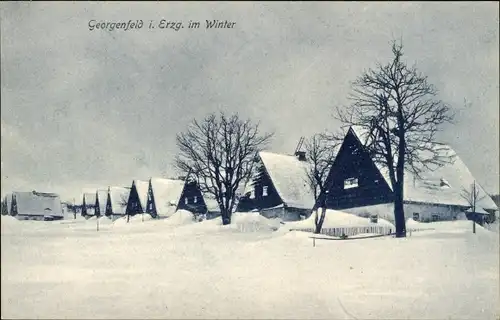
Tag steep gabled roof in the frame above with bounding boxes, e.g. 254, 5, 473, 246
108, 186, 130, 214
96, 189, 108, 213
349, 126, 498, 210
83, 192, 97, 206
258, 151, 315, 210
12, 191, 63, 217
132, 180, 149, 210
149, 178, 186, 216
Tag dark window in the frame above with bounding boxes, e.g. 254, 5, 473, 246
413, 213, 419, 221
432, 214, 439, 222
344, 178, 359, 189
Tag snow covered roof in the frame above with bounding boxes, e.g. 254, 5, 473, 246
203, 195, 220, 212
258, 151, 315, 210
349, 126, 498, 210
132, 180, 149, 210
108, 186, 130, 214
12, 191, 63, 217
96, 189, 108, 213
83, 192, 96, 207
149, 178, 186, 216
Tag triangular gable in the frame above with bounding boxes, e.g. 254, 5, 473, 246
83, 192, 97, 216
125, 180, 149, 214
147, 178, 186, 217
96, 189, 108, 215
107, 186, 130, 215
258, 151, 315, 210
348, 126, 498, 210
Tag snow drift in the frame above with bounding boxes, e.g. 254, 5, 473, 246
284, 209, 395, 230
163, 209, 195, 226
230, 212, 282, 233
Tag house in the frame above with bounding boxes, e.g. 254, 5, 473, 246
177, 179, 208, 215
125, 180, 149, 216
1, 193, 12, 215
95, 189, 109, 217
105, 186, 131, 219
318, 126, 499, 223
82, 192, 97, 217
10, 191, 63, 221
236, 151, 315, 221
145, 178, 205, 218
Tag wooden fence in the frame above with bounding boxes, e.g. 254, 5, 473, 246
290, 226, 393, 237
290, 226, 436, 237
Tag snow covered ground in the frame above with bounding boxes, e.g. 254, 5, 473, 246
1, 213, 499, 319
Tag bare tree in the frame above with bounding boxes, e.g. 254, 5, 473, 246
461, 181, 484, 214
461, 180, 486, 229
335, 40, 454, 238
175, 113, 273, 225
304, 133, 343, 233
119, 194, 131, 223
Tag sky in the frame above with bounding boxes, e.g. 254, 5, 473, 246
1, 2, 499, 201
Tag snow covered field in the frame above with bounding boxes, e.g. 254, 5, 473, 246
1, 213, 499, 319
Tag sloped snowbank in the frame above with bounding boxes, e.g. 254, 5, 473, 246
284, 209, 395, 230
484, 220, 500, 233
406, 218, 500, 237
163, 209, 195, 226
2, 208, 499, 320
230, 212, 282, 233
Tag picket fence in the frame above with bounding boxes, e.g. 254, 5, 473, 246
290, 226, 436, 237
290, 226, 393, 237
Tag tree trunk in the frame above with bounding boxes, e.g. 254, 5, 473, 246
314, 207, 327, 234
221, 212, 231, 225
393, 181, 406, 237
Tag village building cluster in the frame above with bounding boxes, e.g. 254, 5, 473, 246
1, 127, 498, 225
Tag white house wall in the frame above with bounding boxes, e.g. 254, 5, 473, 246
342, 202, 465, 224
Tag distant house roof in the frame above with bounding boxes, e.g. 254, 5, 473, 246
203, 195, 220, 213
258, 151, 315, 210
149, 178, 186, 216
132, 180, 149, 210
83, 192, 96, 206
349, 126, 498, 211
96, 189, 108, 213
108, 186, 130, 214
12, 191, 63, 217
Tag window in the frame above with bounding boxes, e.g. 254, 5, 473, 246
344, 178, 359, 189
184, 197, 188, 205
432, 214, 439, 222
250, 189, 255, 199
413, 213, 419, 221
194, 196, 197, 204
263, 186, 268, 197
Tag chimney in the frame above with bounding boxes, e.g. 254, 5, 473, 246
295, 151, 307, 161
